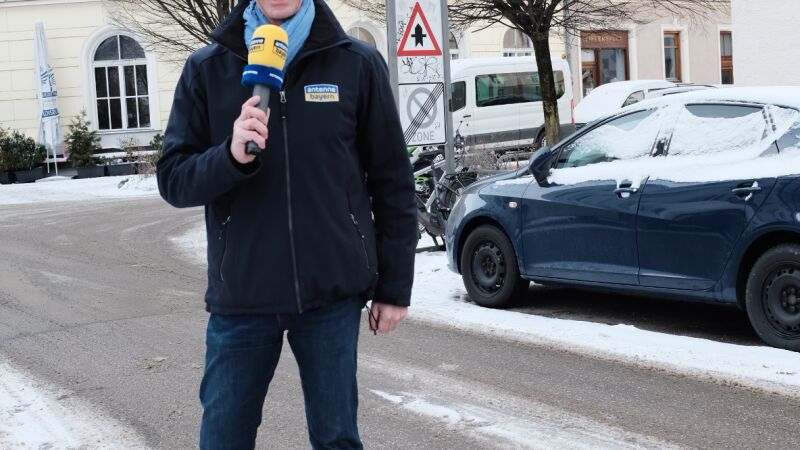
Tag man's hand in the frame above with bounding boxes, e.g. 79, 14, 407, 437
369, 302, 408, 334
231, 95, 270, 164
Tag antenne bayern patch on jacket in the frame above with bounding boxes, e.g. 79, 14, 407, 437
157, 0, 417, 314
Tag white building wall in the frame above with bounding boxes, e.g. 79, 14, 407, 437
0, 0, 182, 147
732, 0, 800, 86
0, 0, 564, 144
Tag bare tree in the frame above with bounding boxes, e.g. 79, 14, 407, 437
107, 0, 235, 59
345, 0, 728, 147
451, 0, 728, 146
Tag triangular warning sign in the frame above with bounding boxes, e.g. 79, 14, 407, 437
397, 3, 442, 57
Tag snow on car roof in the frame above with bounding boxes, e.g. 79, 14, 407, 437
627, 86, 800, 112
574, 80, 675, 123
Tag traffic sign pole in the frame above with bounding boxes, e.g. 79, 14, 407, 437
388, 0, 452, 173
439, 0, 454, 175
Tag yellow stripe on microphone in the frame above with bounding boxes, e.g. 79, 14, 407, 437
249, 24, 289, 71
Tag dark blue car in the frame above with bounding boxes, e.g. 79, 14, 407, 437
446, 87, 800, 350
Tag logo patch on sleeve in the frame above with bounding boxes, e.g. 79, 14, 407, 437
304, 84, 339, 102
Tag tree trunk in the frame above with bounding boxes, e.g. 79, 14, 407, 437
531, 33, 561, 148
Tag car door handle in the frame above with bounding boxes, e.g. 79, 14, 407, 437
462, 114, 472, 118
614, 187, 639, 195
732, 182, 762, 198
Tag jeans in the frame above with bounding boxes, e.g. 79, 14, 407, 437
199, 297, 365, 450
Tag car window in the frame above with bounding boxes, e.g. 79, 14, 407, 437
555, 109, 662, 169
622, 90, 644, 107
476, 71, 564, 107
476, 73, 519, 107
667, 104, 768, 156
451, 81, 466, 111
777, 122, 800, 151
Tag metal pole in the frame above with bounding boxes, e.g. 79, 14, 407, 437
440, 0, 454, 175
386, 0, 399, 105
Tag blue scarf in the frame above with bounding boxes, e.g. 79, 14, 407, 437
243, 0, 315, 70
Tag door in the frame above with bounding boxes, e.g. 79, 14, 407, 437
637, 103, 780, 289
520, 108, 666, 284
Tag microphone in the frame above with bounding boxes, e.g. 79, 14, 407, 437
241, 24, 289, 155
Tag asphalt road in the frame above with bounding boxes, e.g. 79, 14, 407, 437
1, 197, 798, 449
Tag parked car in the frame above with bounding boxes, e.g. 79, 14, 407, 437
574, 80, 674, 126
450, 56, 575, 151
445, 87, 800, 351
574, 80, 716, 128
645, 84, 718, 99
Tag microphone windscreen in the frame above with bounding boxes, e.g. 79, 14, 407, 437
242, 24, 289, 90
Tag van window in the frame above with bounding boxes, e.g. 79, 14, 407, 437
519, 71, 565, 102
451, 81, 466, 111
476, 71, 565, 107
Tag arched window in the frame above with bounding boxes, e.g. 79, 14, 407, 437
347, 27, 377, 48
91, 35, 151, 130
449, 32, 459, 60
502, 29, 532, 57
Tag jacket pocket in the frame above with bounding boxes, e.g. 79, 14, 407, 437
218, 215, 231, 281
347, 206, 370, 270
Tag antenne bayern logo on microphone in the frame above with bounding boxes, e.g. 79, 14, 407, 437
241, 25, 288, 92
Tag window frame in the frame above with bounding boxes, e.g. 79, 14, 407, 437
91, 35, 151, 132
720, 31, 734, 85
501, 29, 532, 58
663, 31, 682, 82
81, 27, 160, 146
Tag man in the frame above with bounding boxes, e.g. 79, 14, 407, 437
156, 0, 417, 448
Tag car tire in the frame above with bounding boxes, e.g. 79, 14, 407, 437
745, 243, 800, 351
460, 225, 529, 308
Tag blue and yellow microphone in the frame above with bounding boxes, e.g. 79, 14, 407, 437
241, 24, 289, 155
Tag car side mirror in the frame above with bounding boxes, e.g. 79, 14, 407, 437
529, 146, 553, 187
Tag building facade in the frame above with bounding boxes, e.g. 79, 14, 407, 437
731, 0, 800, 86
1, 0, 733, 148
565, 7, 733, 100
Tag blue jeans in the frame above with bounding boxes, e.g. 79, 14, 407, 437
199, 297, 365, 450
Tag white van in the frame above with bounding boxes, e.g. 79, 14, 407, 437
450, 56, 574, 151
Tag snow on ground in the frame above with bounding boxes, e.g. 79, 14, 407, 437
174, 225, 800, 396
0, 361, 148, 449
364, 354, 681, 450
0, 175, 158, 205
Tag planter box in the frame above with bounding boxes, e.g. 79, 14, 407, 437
77, 166, 107, 179
107, 163, 136, 176
13, 166, 45, 184
0, 171, 15, 185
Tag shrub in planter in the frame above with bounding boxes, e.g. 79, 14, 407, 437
136, 132, 163, 175
106, 137, 138, 176
0, 127, 14, 184
0, 129, 47, 183
66, 110, 102, 172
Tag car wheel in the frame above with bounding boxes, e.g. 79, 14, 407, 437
534, 130, 547, 150
460, 225, 529, 308
745, 244, 800, 351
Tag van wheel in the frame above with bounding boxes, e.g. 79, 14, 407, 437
745, 244, 800, 351
534, 130, 547, 150
460, 225, 529, 308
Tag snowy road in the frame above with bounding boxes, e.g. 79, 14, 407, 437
1, 194, 799, 449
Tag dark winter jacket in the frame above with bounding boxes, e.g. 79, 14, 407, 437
157, 0, 417, 314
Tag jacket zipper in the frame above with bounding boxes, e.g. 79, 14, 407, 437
280, 90, 304, 313
219, 215, 231, 281
349, 212, 370, 270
